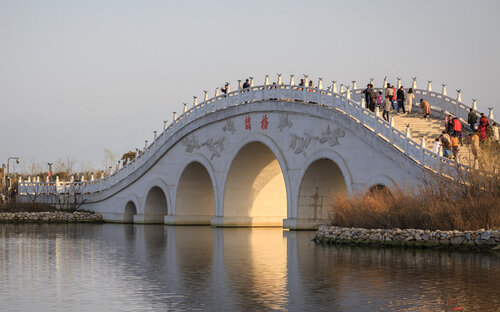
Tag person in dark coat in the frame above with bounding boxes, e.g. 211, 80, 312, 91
396, 86, 405, 114
467, 108, 477, 131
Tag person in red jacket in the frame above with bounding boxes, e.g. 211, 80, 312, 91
453, 117, 463, 145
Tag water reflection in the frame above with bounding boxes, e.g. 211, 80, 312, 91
0, 224, 498, 311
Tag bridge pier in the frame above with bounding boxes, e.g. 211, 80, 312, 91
164, 215, 212, 225
211, 216, 284, 227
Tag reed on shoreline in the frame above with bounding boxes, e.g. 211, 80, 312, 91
330, 146, 500, 231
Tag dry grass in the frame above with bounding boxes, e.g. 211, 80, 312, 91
330, 145, 500, 231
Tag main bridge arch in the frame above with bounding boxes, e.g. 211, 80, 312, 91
212, 133, 291, 227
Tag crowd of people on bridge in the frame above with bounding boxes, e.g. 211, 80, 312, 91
432, 109, 499, 164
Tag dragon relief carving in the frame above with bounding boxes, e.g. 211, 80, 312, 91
289, 125, 345, 157
277, 113, 293, 131
182, 135, 226, 160
222, 118, 236, 134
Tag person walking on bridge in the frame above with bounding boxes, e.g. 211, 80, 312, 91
420, 99, 430, 118
386, 84, 395, 109
453, 117, 463, 145
397, 86, 405, 114
468, 108, 477, 131
405, 88, 414, 113
382, 95, 392, 122
368, 84, 377, 112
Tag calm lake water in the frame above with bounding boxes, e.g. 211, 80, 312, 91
0, 224, 499, 311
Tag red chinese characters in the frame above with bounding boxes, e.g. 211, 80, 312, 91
261, 114, 269, 130
245, 116, 251, 130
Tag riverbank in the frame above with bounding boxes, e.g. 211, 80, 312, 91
314, 225, 500, 251
0, 211, 103, 223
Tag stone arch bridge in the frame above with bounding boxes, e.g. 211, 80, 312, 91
19, 76, 496, 229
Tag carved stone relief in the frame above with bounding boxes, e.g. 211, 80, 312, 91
289, 125, 345, 157
277, 113, 293, 131
222, 118, 236, 134
183, 135, 226, 160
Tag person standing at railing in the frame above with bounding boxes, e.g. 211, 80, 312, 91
440, 132, 452, 158
242, 79, 250, 89
467, 108, 477, 131
396, 86, 405, 114
220, 83, 229, 96
420, 99, 430, 118
492, 122, 499, 143
392, 84, 397, 110
453, 117, 463, 145
385, 84, 395, 110
432, 138, 442, 155
382, 95, 392, 121
376, 91, 383, 108
446, 115, 455, 134
450, 134, 460, 161
362, 84, 370, 109
405, 88, 414, 113
368, 85, 376, 112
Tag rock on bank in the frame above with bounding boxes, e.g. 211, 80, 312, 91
314, 225, 500, 251
0, 211, 103, 223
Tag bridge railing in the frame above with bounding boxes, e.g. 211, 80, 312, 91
19, 81, 475, 196
352, 87, 497, 125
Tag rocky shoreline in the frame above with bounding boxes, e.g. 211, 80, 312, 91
0, 211, 103, 223
314, 225, 500, 251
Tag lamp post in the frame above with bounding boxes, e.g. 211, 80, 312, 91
5, 156, 19, 194
48, 163, 53, 182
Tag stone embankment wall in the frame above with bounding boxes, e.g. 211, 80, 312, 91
0, 211, 103, 223
314, 226, 500, 251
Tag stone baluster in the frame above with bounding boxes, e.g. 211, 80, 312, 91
383, 77, 387, 89
303, 74, 309, 87
203, 90, 208, 102
264, 75, 269, 86
456, 89, 462, 103
405, 126, 411, 155
441, 84, 447, 96
397, 78, 402, 89
427, 81, 432, 92
369, 77, 374, 86
163, 120, 168, 130
46, 176, 49, 183
183, 102, 187, 114
340, 84, 344, 94
81, 175, 85, 182
289, 74, 295, 86
318, 77, 323, 89
420, 137, 427, 164
193, 96, 198, 108
237, 80, 242, 91
374, 106, 380, 119
55, 176, 59, 185
277, 73, 282, 85
36, 176, 40, 183
412, 77, 417, 89
361, 97, 366, 108
214, 88, 219, 110
226, 84, 230, 94
173, 111, 177, 123
346, 87, 351, 100
27, 176, 31, 183
352, 80, 357, 90
472, 99, 477, 111
153, 130, 157, 140
250, 77, 254, 87
70, 175, 74, 182
332, 81, 337, 93
91, 174, 94, 181
489, 108, 494, 120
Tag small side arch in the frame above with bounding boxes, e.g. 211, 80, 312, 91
123, 201, 137, 223
142, 179, 170, 224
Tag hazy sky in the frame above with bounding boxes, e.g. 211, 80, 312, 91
1, 0, 499, 173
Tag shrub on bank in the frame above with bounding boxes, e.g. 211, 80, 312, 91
330, 147, 500, 231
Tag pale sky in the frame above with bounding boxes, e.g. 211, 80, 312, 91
1, 0, 499, 173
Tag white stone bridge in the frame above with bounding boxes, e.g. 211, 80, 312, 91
18, 75, 496, 229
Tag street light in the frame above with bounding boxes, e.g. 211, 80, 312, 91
48, 163, 53, 182
5, 157, 20, 193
